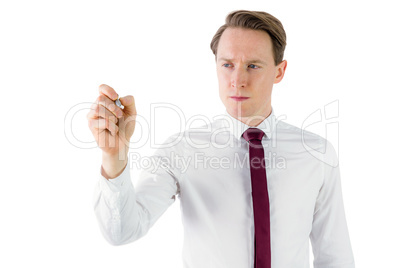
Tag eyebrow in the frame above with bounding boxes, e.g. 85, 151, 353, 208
217, 57, 267, 65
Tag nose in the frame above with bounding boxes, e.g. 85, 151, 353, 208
231, 67, 247, 89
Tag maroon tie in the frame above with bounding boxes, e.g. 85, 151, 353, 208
243, 128, 271, 268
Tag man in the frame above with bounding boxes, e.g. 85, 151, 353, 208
87, 10, 354, 268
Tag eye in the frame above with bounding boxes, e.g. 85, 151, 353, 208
248, 64, 259, 69
223, 63, 232, 68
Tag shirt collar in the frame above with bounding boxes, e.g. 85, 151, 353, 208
219, 108, 276, 141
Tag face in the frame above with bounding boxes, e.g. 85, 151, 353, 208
216, 27, 287, 126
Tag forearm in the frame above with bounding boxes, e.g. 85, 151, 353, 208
94, 155, 179, 246
311, 142, 354, 267
94, 165, 144, 245
101, 151, 128, 179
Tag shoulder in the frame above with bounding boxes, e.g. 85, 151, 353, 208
275, 120, 326, 150
156, 119, 219, 149
274, 119, 338, 165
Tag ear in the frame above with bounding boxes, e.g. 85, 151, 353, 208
274, 60, 287, 84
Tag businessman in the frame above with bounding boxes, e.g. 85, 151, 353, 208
87, 10, 354, 268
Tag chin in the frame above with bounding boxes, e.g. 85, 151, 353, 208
226, 105, 252, 119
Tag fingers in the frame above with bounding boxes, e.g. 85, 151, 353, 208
87, 89, 122, 136
95, 94, 124, 118
87, 103, 118, 124
99, 84, 119, 101
88, 85, 136, 138
88, 118, 119, 136
98, 84, 135, 117
119, 95, 137, 116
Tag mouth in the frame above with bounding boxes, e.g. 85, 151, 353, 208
230, 96, 249, 101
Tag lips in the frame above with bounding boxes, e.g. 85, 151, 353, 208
230, 96, 249, 101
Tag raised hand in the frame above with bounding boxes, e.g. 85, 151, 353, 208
87, 84, 137, 178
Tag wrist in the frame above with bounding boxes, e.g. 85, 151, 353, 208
102, 152, 128, 179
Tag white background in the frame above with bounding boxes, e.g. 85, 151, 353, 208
1, 0, 401, 267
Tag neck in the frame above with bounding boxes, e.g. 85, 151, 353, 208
229, 107, 272, 127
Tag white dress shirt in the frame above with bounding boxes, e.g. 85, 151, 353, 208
94, 109, 354, 268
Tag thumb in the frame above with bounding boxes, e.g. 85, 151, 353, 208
120, 95, 137, 116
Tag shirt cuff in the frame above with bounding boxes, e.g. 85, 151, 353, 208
99, 163, 131, 191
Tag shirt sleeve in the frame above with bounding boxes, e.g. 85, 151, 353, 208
93, 151, 180, 246
310, 141, 355, 268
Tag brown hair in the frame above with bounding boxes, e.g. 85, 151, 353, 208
210, 10, 287, 66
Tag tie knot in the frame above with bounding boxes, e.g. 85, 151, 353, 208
242, 128, 265, 142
